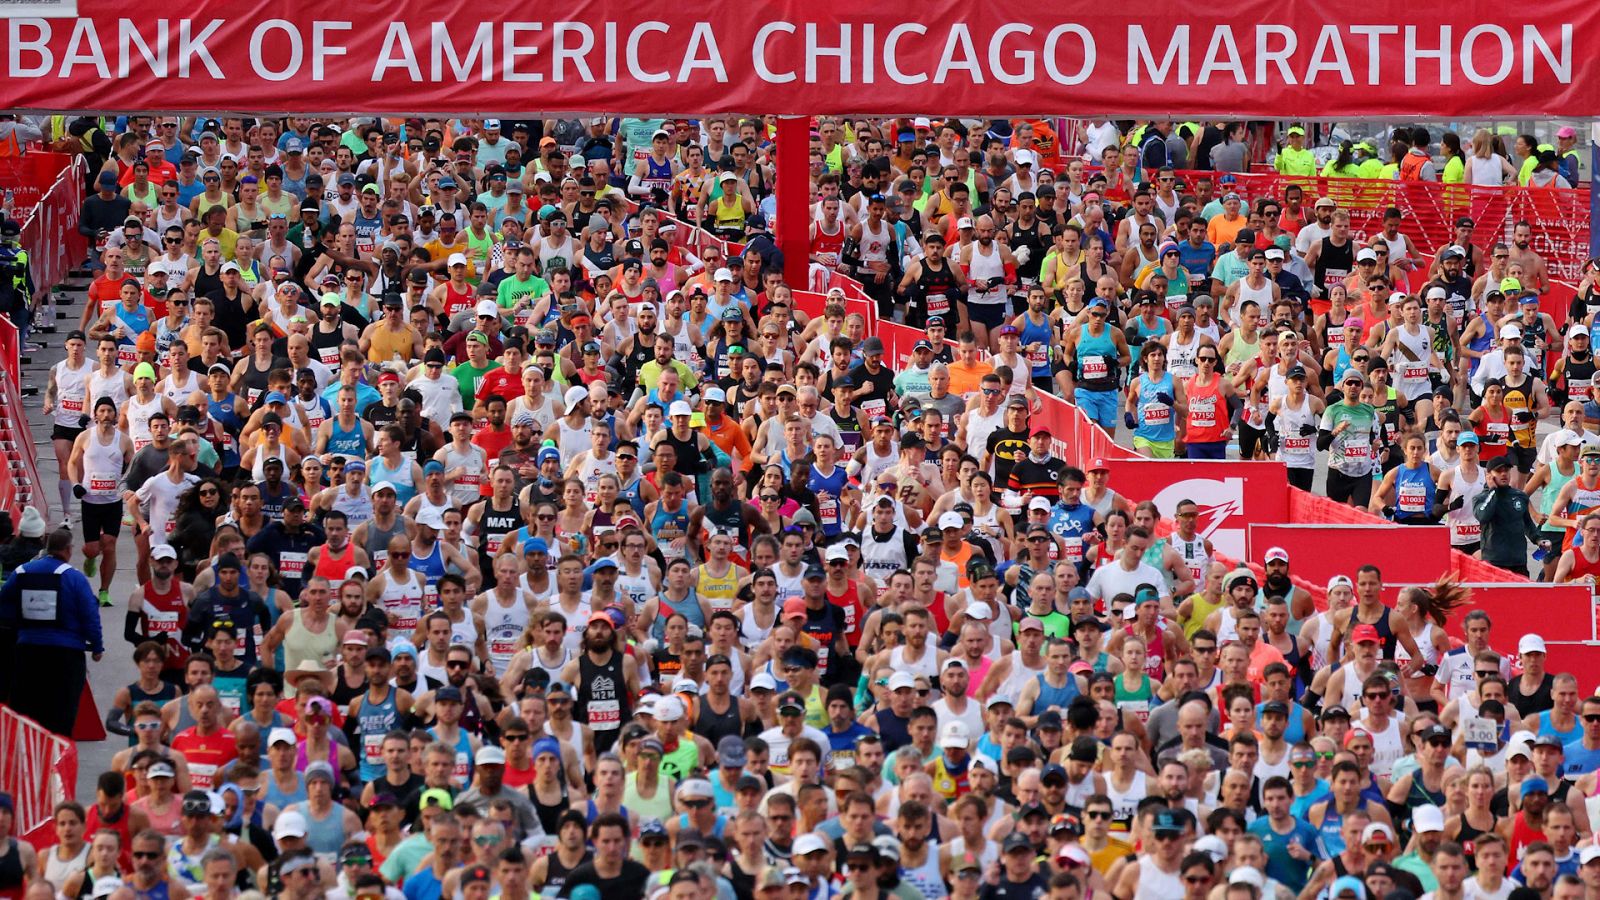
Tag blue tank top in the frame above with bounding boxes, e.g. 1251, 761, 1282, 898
1019, 312, 1054, 378
619, 476, 645, 518
1468, 312, 1494, 374
1393, 463, 1436, 520
355, 687, 399, 782
1318, 805, 1348, 856
1128, 316, 1171, 346
411, 540, 446, 596
1035, 671, 1082, 711
1134, 371, 1177, 443
293, 799, 347, 856
326, 417, 367, 458
1257, 700, 1308, 745
585, 799, 631, 824
1075, 325, 1119, 391
1332, 345, 1354, 384
808, 463, 850, 536
650, 499, 690, 550
429, 725, 474, 785
263, 771, 307, 811
650, 591, 706, 640
115, 304, 152, 348
369, 456, 417, 505
352, 211, 383, 249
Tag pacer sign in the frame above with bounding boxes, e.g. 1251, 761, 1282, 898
2, 0, 1597, 117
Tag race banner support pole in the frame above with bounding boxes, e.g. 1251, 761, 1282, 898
776, 116, 812, 290
1591, 126, 1599, 260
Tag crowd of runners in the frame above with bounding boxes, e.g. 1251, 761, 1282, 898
0, 112, 1589, 900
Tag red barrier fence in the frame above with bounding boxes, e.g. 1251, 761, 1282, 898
19, 155, 88, 303
0, 704, 77, 847
1150, 169, 1592, 282
0, 316, 45, 518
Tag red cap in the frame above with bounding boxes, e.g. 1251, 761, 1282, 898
782, 597, 808, 619
1351, 624, 1381, 644
587, 611, 615, 628
1030, 423, 1052, 437
1088, 458, 1111, 473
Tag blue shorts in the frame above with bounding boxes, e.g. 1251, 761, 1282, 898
1186, 441, 1229, 460
1074, 389, 1120, 430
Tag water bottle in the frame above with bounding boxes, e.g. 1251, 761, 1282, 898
1, 189, 12, 219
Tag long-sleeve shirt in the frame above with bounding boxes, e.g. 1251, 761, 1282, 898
79, 192, 132, 239
0, 555, 104, 653
1473, 485, 1543, 567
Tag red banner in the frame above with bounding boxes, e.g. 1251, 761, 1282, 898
0, 704, 77, 848
1247, 522, 1453, 588
1099, 458, 1288, 561
3, 4, 1599, 117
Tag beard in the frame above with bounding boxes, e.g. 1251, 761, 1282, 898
584, 631, 613, 653
1264, 573, 1292, 593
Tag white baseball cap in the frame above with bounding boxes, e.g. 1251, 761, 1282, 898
1410, 804, 1445, 834
964, 603, 993, 621
669, 400, 694, 418
267, 727, 297, 747
956, 216, 974, 230
654, 695, 685, 722
714, 267, 734, 282
888, 671, 918, 691
1013, 149, 1037, 167
1028, 497, 1051, 511
150, 543, 178, 560
940, 721, 971, 749
824, 544, 850, 562
1264, 546, 1290, 563
1520, 634, 1547, 654
937, 511, 965, 530
475, 300, 499, 318
447, 252, 468, 268
563, 385, 590, 407
273, 810, 308, 840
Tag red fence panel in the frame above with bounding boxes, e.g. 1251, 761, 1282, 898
0, 705, 77, 847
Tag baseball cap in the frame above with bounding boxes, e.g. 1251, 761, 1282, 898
1351, 624, 1382, 644
1520, 634, 1547, 654
1264, 546, 1290, 564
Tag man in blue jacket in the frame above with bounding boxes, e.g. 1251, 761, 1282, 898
0, 526, 104, 735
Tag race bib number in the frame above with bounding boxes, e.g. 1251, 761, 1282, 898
1573, 379, 1593, 401
1027, 347, 1048, 368
1190, 396, 1216, 426
319, 346, 340, 366
1323, 268, 1349, 288
62, 396, 85, 413
363, 732, 384, 764
89, 475, 118, 493
1343, 444, 1371, 463
861, 397, 886, 418
1464, 715, 1497, 751
818, 494, 839, 527
588, 698, 621, 730
926, 293, 950, 316
279, 552, 307, 578
1402, 364, 1429, 382
1452, 521, 1481, 543
147, 607, 180, 633
117, 347, 139, 366
1283, 436, 1311, 452
1141, 404, 1170, 426
1486, 422, 1509, 444
1081, 355, 1108, 379
1062, 536, 1084, 563
490, 638, 517, 658
246, 387, 263, 405
1398, 485, 1427, 512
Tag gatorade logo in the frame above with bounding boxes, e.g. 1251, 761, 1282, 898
1152, 476, 1245, 559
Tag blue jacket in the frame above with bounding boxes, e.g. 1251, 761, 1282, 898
0, 555, 104, 653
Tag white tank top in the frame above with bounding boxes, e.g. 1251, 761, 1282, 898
52, 359, 92, 428
126, 392, 164, 450
773, 563, 806, 605
1168, 534, 1211, 583
1134, 856, 1185, 900
332, 487, 373, 526
860, 442, 900, 484
900, 840, 947, 900
510, 392, 561, 433
997, 657, 1044, 702
443, 444, 489, 507
1266, 363, 1291, 405
963, 407, 1006, 462
415, 491, 453, 525
1276, 392, 1318, 469
1396, 621, 1439, 667
859, 527, 910, 582
159, 370, 202, 408
1236, 277, 1275, 321
1107, 769, 1148, 827
378, 569, 426, 633
859, 219, 892, 266
967, 243, 1005, 305
573, 454, 618, 505
615, 565, 655, 611
549, 597, 591, 654
890, 640, 940, 681
1469, 154, 1509, 187
1168, 331, 1202, 379
483, 591, 531, 676
556, 417, 588, 462
447, 608, 478, 649
250, 439, 292, 482
82, 428, 125, 502
153, 206, 187, 234
1445, 464, 1485, 546
1393, 324, 1435, 399
738, 603, 775, 650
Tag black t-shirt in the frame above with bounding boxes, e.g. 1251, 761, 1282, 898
979, 871, 1049, 900
846, 363, 895, 415
986, 427, 1029, 487
207, 288, 251, 351
558, 859, 650, 898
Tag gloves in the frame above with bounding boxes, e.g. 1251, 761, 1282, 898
1299, 424, 1317, 436
1015, 245, 1032, 266
1382, 506, 1396, 519
73, 484, 86, 499
1124, 412, 1137, 430
987, 276, 1006, 290
1155, 392, 1174, 405
1448, 495, 1466, 511
1514, 409, 1533, 423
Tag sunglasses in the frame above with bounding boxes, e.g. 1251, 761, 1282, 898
133, 851, 162, 860
446, 661, 470, 670
1476, 670, 1498, 677
1185, 876, 1211, 885
1365, 691, 1391, 700
1585, 715, 1600, 723
1084, 810, 1111, 820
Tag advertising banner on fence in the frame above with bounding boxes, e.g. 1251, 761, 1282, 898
1103, 458, 1288, 560
4, 1, 1599, 117
1247, 522, 1453, 588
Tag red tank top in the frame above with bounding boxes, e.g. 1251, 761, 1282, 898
1509, 812, 1547, 867
1565, 544, 1600, 587
441, 282, 476, 320
925, 592, 951, 637
169, 729, 238, 790
1185, 374, 1229, 443
811, 221, 846, 268
1128, 624, 1166, 680
827, 581, 866, 647
143, 580, 189, 671
86, 802, 135, 872
314, 541, 357, 590
1473, 408, 1512, 460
